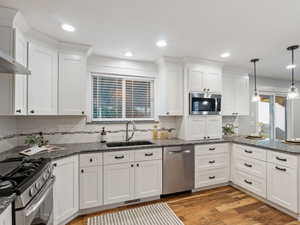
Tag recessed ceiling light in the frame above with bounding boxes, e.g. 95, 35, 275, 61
220, 52, 231, 58
124, 51, 133, 57
156, 40, 167, 48
286, 64, 296, 70
61, 24, 75, 32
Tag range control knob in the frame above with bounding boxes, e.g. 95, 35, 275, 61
35, 181, 40, 189
29, 187, 36, 197
43, 173, 48, 180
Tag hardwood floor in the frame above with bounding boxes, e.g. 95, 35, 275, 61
68, 186, 300, 225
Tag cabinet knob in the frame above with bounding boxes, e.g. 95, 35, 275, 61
207, 88, 210, 91
89, 158, 93, 162
136, 163, 139, 167
207, 136, 210, 139
82, 111, 85, 115
30, 110, 35, 114
81, 169, 84, 173
166, 112, 170, 115
131, 164, 134, 167
53, 163, 57, 167
16, 109, 21, 113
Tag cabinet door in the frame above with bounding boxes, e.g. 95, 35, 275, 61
267, 164, 297, 213
28, 42, 58, 115
163, 64, 183, 116
202, 72, 222, 93
187, 116, 206, 140
206, 116, 222, 139
53, 156, 79, 225
0, 74, 13, 115
222, 75, 236, 115
104, 163, 134, 204
134, 160, 162, 199
235, 75, 249, 115
80, 166, 103, 209
188, 69, 204, 92
14, 29, 27, 115
59, 53, 86, 115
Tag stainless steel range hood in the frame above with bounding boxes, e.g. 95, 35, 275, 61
0, 49, 31, 75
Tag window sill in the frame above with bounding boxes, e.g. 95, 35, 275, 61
86, 120, 159, 125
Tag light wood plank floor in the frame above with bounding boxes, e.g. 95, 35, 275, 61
68, 186, 300, 225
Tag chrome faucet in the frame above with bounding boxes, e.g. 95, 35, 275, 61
125, 121, 136, 142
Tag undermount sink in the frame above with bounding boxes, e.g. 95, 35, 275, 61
106, 140, 154, 148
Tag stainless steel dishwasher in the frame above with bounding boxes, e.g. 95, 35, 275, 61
162, 145, 194, 195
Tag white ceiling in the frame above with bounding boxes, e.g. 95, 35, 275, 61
1, 0, 300, 80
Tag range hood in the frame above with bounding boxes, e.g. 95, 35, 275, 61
0, 49, 31, 75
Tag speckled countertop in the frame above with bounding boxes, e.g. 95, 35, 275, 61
1, 136, 300, 214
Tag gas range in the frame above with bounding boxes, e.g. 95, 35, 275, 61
0, 157, 53, 209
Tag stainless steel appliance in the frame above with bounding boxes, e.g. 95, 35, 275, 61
189, 92, 221, 115
162, 145, 194, 194
0, 158, 54, 225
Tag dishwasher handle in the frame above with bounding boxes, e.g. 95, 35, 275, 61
168, 149, 191, 154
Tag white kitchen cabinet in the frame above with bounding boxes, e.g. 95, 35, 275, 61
222, 74, 249, 116
187, 116, 222, 140
0, 204, 12, 225
14, 29, 28, 115
80, 166, 103, 209
103, 163, 134, 204
158, 59, 183, 116
53, 156, 79, 225
188, 68, 222, 93
267, 163, 298, 213
134, 160, 162, 199
28, 42, 58, 115
0, 74, 13, 115
58, 53, 86, 115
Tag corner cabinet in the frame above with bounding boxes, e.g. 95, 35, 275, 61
158, 58, 183, 116
58, 53, 87, 115
222, 73, 249, 116
53, 155, 79, 225
28, 42, 58, 115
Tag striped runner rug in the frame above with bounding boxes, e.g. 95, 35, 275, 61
87, 203, 184, 225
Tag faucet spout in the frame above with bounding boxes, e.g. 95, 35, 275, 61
125, 121, 136, 142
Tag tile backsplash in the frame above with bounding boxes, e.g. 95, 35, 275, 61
0, 117, 18, 152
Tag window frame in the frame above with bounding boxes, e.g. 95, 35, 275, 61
90, 73, 155, 122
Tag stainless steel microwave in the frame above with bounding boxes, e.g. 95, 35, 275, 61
189, 92, 221, 115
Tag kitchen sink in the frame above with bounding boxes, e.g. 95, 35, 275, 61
106, 140, 154, 147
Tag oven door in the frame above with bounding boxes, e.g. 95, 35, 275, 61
189, 93, 218, 115
15, 177, 55, 225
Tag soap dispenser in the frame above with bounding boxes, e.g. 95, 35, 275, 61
100, 127, 107, 143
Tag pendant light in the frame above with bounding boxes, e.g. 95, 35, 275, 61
250, 58, 260, 102
287, 45, 299, 99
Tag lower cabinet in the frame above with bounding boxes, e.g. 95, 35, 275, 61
80, 166, 103, 209
53, 156, 79, 225
267, 163, 298, 213
0, 204, 12, 225
103, 163, 134, 204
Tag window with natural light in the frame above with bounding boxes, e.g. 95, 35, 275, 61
92, 74, 154, 121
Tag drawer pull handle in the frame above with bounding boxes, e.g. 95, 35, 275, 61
244, 163, 252, 168
209, 160, 215, 164
115, 155, 125, 159
244, 179, 252, 185
209, 176, 215, 179
145, 153, 153, 157
276, 156, 287, 162
275, 166, 286, 172
90, 158, 93, 162
209, 148, 215, 151
244, 150, 253, 154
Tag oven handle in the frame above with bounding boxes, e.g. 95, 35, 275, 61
25, 177, 55, 217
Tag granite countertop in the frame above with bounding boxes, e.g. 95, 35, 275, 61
0, 194, 15, 215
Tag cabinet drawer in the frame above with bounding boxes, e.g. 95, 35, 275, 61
104, 151, 130, 165
235, 145, 266, 161
195, 144, 229, 155
235, 170, 266, 198
267, 151, 298, 169
235, 156, 266, 179
195, 167, 229, 188
195, 154, 228, 171
134, 148, 162, 162
80, 153, 102, 167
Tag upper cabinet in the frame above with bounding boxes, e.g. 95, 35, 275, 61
58, 52, 87, 115
187, 63, 222, 93
28, 42, 58, 115
158, 58, 183, 116
222, 73, 249, 116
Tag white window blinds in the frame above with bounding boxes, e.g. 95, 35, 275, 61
92, 74, 154, 120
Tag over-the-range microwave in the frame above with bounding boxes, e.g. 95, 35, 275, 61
189, 92, 221, 115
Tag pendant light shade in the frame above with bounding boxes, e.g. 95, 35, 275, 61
250, 58, 260, 102
287, 45, 299, 99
